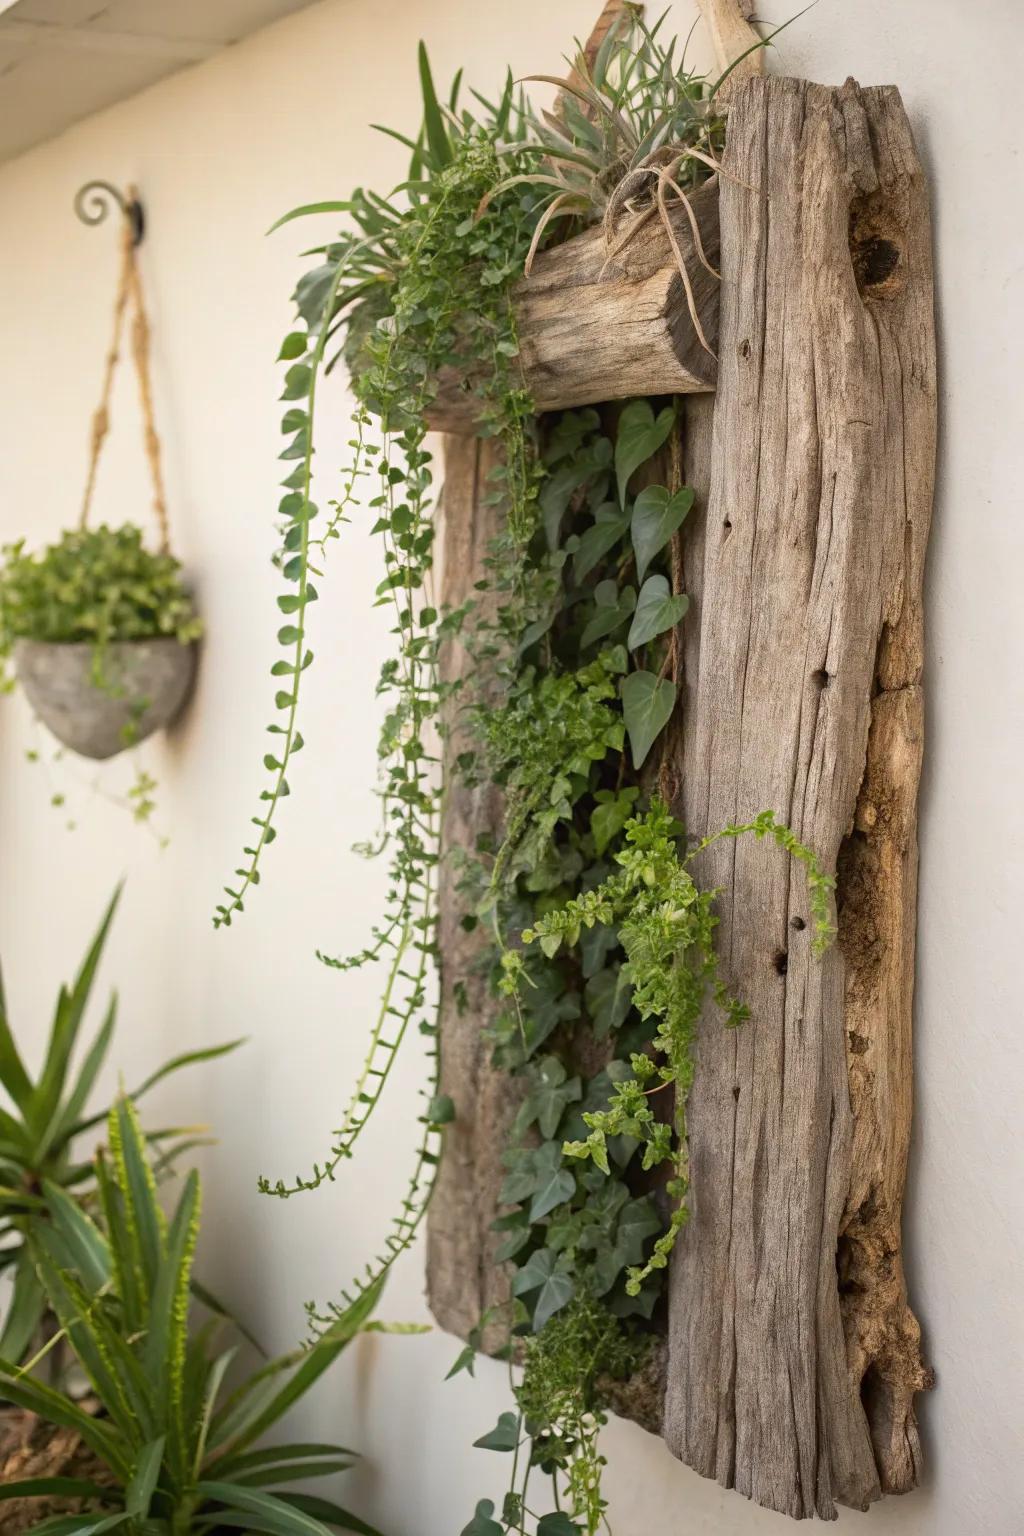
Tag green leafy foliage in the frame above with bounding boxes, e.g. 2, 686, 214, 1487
524, 799, 836, 1291
210, 18, 817, 1536
0, 1099, 384, 1536
0, 525, 200, 690
0, 889, 241, 1369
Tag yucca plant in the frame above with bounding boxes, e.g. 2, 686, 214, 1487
0, 1098, 383, 1536
0, 887, 241, 1366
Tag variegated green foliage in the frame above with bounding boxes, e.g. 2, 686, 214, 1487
0, 1099, 384, 1536
0, 888, 241, 1369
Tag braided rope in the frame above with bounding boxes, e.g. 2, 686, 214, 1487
79, 186, 171, 554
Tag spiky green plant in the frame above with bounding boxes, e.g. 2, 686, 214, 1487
0, 888, 242, 1366
0, 1098, 383, 1536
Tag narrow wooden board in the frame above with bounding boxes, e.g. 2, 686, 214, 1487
662, 75, 935, 1520
425, 436, 520, 1352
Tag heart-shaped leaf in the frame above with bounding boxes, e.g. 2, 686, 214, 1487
631, 485, 695, 580
584, 966, 633, 1036
461, 1501, 504, 1536
537, 1513, 582, 1536
627, 575, 690, 650
615, 400, 676, 506
572, 504, 630, 582
511, 1247, 556, 1297
472, 1414, 520, 1454
580, 581, 636, 648
533, 1267, 574, 1332
621, 670, 677, 769
528, 1142, 577, 1221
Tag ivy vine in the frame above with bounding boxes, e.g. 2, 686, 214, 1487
218, 14, 826, 1536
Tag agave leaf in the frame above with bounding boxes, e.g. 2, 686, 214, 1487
125, 1436, 165, 1520
0, 1479, 114, 1504
192, 1346, 237, 1478
207, 1278, 383, 1460
29, 887, 121, 1141
110, 1099, 164, 1299
27, 1242, 133, 1437
0, 1250, 45, 1363
0, 1361, 128, 1476
41, 1178, 111, 1292
277, 1493, 384, 1536
417, 41, 452, 169
0, 961, 33, 1115
142, 1167, 200, 1481
39, 992, 117, 1161
73, 1039, 244, 1138
27, 1514, 129, 1536
196, 1483, 335, 1536
95, 1152, 143, 1327
266, 202, 359, 236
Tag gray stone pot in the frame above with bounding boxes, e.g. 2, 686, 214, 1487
14, 638, 198, 760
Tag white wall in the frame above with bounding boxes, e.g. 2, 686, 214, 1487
0, 1, 1021, 1532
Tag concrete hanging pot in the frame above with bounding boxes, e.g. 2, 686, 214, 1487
2, 181, 203, 762
14, 636, 197, 760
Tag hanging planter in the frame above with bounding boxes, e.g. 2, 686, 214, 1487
14, 634, 196, 761
0, 182, 200, 761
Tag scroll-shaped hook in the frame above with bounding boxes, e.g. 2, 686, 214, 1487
73, 179, 144, 245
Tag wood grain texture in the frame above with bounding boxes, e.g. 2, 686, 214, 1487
425, 436, 520, 1351
661, 75, 935, 1520
696, 0, 764, 86
424, 182, 719, 433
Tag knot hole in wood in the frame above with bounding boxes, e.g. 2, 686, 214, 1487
849, 190, 905, 302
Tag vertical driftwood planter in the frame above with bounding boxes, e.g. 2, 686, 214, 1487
427, 68, 936, 1525
664, 75, 935, 1519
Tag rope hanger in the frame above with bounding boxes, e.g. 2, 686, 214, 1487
74, 180, 171, 554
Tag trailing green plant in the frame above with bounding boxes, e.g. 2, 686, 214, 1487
0, 1097, 384, 1536
0, 887, 242, 1369
212, 13, 820, 1536
0, 525, 201, 692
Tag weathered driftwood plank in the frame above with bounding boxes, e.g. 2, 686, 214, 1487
424, 181, 719, 434
425, 436, 520, 1350
663, 75, 935, 1520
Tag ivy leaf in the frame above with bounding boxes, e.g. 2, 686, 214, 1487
584, 967, 633, 1036
580, 582, 636, 648
616, 1196, 663, 1265
573, 504, 630, 583
513, 1058, 582, 1141
615, 400, 676, 506
537, 1514, 582, 1536
528, 1142, 577, 1221
627, 575, 689, 650
620, 670, 677, 769
472, 1414, 520, 1454
534, 1268, 574, 1331
590, 787, 639, 856
461, 1501, 504, 1536
511, 1247, 555, 1296
630, 485, 695, 580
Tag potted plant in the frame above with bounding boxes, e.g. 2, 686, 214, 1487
0, 524, 201, 760
0, 1098, 384, 1536
0, 887, 242, 1508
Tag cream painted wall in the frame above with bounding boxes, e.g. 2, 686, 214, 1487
0, 1, 1022, 1532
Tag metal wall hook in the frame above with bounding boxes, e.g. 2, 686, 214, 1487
73, 179, 144, 245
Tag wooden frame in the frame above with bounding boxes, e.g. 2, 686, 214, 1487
427, 6, 936, 1522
